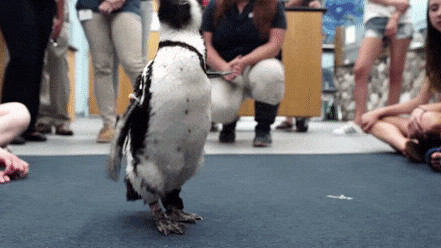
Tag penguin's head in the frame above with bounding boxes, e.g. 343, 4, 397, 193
158, 0, 203, 31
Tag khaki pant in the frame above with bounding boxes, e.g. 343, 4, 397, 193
38, 18, 70, 127
211, 58, 285, 124
81, 12, 144, 126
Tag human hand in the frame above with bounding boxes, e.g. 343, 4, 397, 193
223, 56, 243, 81
360, 111, 380, 133
385, 17, 398, 37
106, 0, 126, 10
98, 1, 113, 14
51, 16, 63, 40
0, 148, 29, 184
229, 56, 245, 76
98, 0, 126, 15
407, 108, 426, 139
308, 1, 321, 8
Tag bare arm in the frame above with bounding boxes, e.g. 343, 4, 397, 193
373, 78, 432, 118
361, 77, 433, 132
238, 28, 285, 67
204, 31, 230, 72
285, 0, 321, 8
285, 0, 303, 8
369, 0, 409, 12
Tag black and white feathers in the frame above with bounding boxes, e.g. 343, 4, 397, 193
107, 0, 210, 196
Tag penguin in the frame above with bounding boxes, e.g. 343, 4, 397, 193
107, 0, 211, 235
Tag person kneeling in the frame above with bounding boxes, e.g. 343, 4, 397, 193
202, 0, 287, 147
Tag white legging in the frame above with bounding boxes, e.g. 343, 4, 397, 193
211, 58, 285, 124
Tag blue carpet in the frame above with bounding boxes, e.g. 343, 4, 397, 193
1, 153, 441, 248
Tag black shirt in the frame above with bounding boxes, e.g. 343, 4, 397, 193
202, 0, 287, 62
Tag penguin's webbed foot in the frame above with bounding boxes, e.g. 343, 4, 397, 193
150, 201, 185, 235
165, 209, 203, 224
154, 214, 185, 235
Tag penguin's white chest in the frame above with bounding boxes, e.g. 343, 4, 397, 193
145, 49, 211, 175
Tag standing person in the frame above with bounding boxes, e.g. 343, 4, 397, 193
76, 0, 145, 143
333, 0, 413, 135
36, 0, 74, 136
0, 0, 65, 144
202, 0, 287, 147
0, 102, 30, 184
360, 0, 441, 166
276, 0, 322, 132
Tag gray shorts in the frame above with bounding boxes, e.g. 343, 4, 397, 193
364, 17, 413, 40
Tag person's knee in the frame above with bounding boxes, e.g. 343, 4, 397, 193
93, 61, 113, 76
248, 59, 285, 105
353, 63, 370, 81
210, 79, 243, 124
120, 58, 145, 82
10, 102, 30, 132
211, 95, 241, 124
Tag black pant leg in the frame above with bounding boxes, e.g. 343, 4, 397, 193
254, 101, 279, 134
0, 0, 55, 132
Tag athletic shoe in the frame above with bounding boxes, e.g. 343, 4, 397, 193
332, 122, 363, 135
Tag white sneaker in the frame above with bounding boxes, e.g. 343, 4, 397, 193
332, 122, 363, 135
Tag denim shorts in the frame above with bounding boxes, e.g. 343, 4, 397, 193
364, 17, 414, 40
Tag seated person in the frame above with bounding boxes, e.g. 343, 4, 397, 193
202, 0, 287, 147
0, 102, 31, 183
360, 0, 441, 165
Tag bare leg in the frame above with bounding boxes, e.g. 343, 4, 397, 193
353, 37, 384, 125
369, 116, 409, 152
0, 103, 30, 147
369, 115, 426, 161
388, 37, 411, 105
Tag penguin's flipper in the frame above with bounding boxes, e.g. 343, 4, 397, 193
107, 74, 145, 181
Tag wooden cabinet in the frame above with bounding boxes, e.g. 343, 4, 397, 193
238, 8, 325, 117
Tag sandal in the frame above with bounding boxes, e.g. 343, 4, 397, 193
425, 147, 441, 172
404, 140, 425, 163
276, 121, 293, 130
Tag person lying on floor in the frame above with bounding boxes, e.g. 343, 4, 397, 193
0, 102, 31, 183
359, 0, 441, 163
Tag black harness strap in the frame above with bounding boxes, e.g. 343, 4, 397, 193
158, 40, 207, 74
